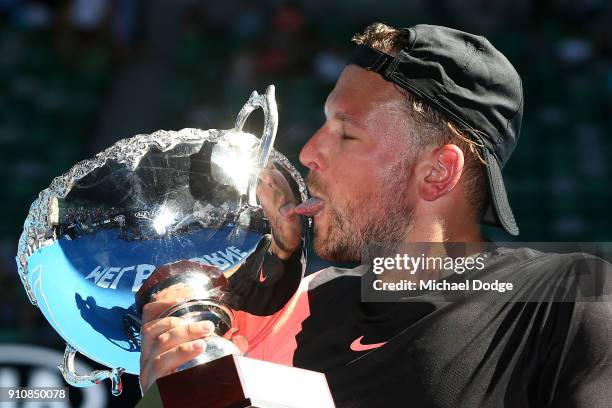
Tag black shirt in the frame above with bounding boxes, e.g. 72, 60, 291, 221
231, 246, 612, 407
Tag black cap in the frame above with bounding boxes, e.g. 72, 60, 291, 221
347, 24, 523, 236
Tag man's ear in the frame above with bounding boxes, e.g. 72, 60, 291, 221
417, 144, 464, 201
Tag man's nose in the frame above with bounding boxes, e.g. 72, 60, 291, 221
299, 127, 326, 172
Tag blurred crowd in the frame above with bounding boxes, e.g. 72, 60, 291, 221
1, 0, 612, 349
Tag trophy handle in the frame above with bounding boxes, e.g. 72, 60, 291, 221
58, 344, 125, 396
234, 85, 279, 206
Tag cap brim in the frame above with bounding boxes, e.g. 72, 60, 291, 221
482, 149, 519, 236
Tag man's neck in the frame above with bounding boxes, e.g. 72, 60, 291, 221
405, 216, 484, 244
376, 217, 485, 284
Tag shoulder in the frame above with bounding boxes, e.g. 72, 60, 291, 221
304, 264, 368, 290
486, 246, 605, 269
485, 246, 612, 301
291, 264, 367, 304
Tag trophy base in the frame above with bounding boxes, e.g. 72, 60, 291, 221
136, 354, 335, 408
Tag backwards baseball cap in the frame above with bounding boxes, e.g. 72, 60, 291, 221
347, 24, 523, 236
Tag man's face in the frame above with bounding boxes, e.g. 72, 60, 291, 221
299, 65, 419, 262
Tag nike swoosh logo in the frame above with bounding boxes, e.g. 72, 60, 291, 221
258, 268, 267, 283
350, 336, 387, 352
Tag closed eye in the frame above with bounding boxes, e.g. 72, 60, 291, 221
342, 134, 357, 140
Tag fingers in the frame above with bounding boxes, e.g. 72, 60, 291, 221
142, 319, 214, 362
153, 282, 198, 304
156, 321, 215, 356
257, 171, 298, 228
154, 338, 206, 375
140, 338, 206, 393
256, 168, 302, 260
139, 319, 215, 394
140, 316, 185, 359
142, 299, 181, 325
257, 169, 297, 216
150, 320, 212, 364
141, 283, 197, 324
139, 316, 249, 394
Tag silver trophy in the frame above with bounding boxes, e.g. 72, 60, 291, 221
16, 86, 308, 395
134, 260, 239, 371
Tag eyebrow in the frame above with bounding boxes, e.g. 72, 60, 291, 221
334, 112, 366, 131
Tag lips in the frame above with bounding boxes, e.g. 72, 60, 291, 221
294, 197, 324, 217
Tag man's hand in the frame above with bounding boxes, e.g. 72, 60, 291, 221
138, 283, 247, 394
256, 167, 302, 260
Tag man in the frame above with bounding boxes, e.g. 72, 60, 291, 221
139, 23, 612, 407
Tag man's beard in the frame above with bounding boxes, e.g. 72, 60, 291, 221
307, 160, 415, 262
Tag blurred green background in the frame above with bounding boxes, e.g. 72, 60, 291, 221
0, 0, 611, 405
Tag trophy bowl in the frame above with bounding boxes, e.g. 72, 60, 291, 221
15, 86, 308, 395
